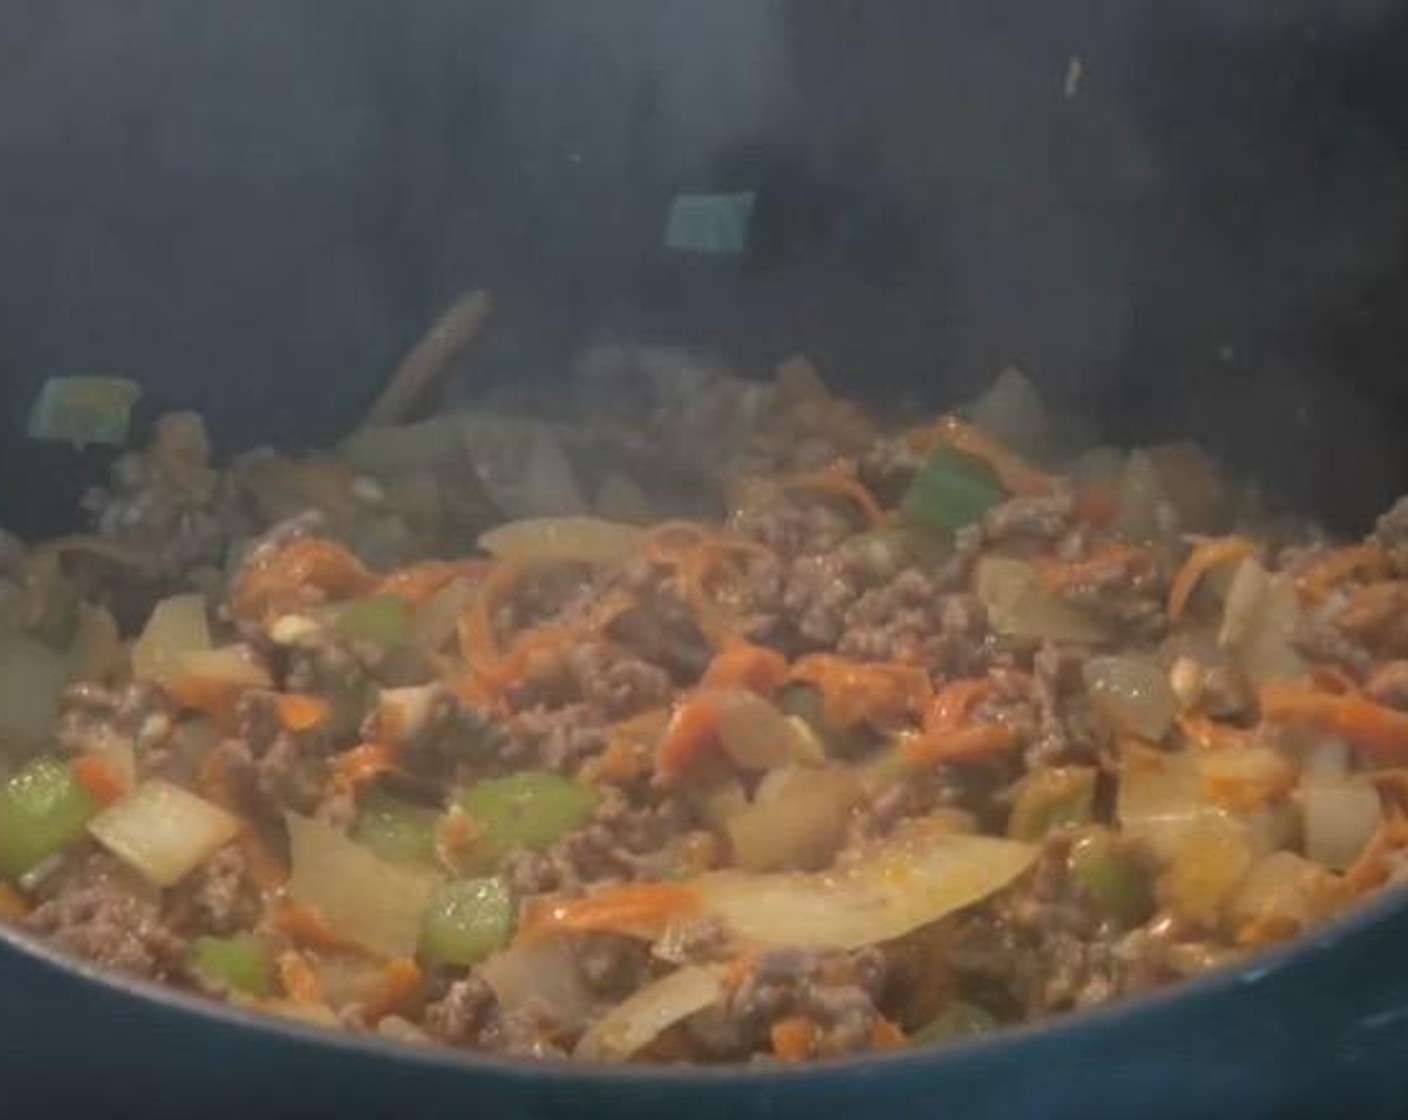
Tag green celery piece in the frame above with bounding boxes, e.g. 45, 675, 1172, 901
419, 877, 513, 967
776, 684, 870, 759
0, 757, 99, 881
901, 446, 1008, 531
193, 935, 275, 998
1069, 830, 1153, 928
335, 595, 411, 649
353, 790, 438, 865
458, 772, 597, 864
912, 1000, 999, 1046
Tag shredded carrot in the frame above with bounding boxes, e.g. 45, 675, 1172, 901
277, 950, 324, 1005
377, 559, 491, 608
0, 882, 29, 922
522, 882, 699, 942
1177, 715, 1259, 752
929, 678, 996, 729
770, 1016, 821, 1061
904, 415, 1055, 497
700, 640, 790, 695
656, 692, 724, 781
275, 693, 332, 734
1167, 536, 1261, 621
1036, 541, 1155, 594
1197, 745, 1296, 813
640, 522, 774, 647
1335, 581, 1408, 636
72, 752, 130, 806
270, 901, 364, 953
1295, 543, 1389, 604
1259, 683, 1408, 762
901, 723, 1020, 768
1311, 665, 1361, 694
233, 536, 377, 620
785, 462, 886, 526
870, 1016, 907, 1050
1344, 806, 1408, 895
163, 673, 249, 732
362, 958, 425, 1024
331, 742, 400, 792
791, 654, 933, 731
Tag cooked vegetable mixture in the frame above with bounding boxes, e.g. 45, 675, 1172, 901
7, 333, 1408, 1065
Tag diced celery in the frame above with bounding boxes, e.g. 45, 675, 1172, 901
335, 595, 411, 649
458, 772, 597, 864
901, 447, 1007, 531
419, 878, 513, 967
776, 684, 870, 759
0, 757, 99, 880
193, 935, 275, 998
1069, 830, 1153, 927
354, 790, 438, 866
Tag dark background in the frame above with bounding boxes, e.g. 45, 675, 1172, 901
3, 0, 1408, 535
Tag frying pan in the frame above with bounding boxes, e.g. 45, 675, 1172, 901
5, 3, 1408, 1117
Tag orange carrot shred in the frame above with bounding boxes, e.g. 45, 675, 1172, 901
72, 753, 130, 806
523, 882, 699, 942
233, 536, 377, 620
163, 674, 249, 732
362, 958, 425, 1024
275, 693, 332, 734
870, 1016, 907, 1050
0, 882, 30, 922
1036, 541, 1154, 594
332, 742, 400, 792
270, 902, 364, 953
791, 654, 933, 731
1294, 543, 1389, 604
786, 462, 887, 526
770, 1016, 821, 1061
1259, 683, 1408, 762
1073, 486, 1120, 528
377, 560, 491, 608
700, 641, 790, 695
1167, 536, 1261, 621
277, 950, 324, 1004
901, 723, 1020, 768
656, 693, 724, 781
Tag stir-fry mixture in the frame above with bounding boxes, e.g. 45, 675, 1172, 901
5, 313, 1408, 1065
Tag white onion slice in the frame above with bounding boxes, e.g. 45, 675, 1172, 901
132, 594, 212, 682
575, 965, 725, 1061
479, 516, 642, 565
88, 779, 241, 887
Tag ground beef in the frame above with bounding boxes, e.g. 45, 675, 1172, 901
215, 690, 335, 817
280, 637, 376, 740
838, 568, 991, 674
503, 642, 672, 721
575, 933, 654, 999
948, 834, 1144, 1017
1375, 498, 1408, 577
502, 788, 690, 899
1294, 611, 1373, 676
609, 563, 713, 681
730, 494, 859, 560
424, 975, 499, 1047
856, 436, 924, 506
53, 681, 174, 776
1049, 545, 1166, 638
687, 947, 889, 1061
374, 683, 502, 778
982, 491, 1075, 544
1028, 643, 1105, 767
24, 851, 188, 981
172, 844, 260, 935
654, 916, 730, 965
501, 703, 610, 773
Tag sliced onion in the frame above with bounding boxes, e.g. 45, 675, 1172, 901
595, 473, 652, 524
1083, 655, 1176, 741
695, 824, 1036, 950
1117, 449, 1168, 540
132, 594, 212, 682
1118, 747, 1231, 862
575, 965, 725, 1061
0, 628, 71, 752
1159, 811, 1255, 927
1226, 850, 1345, 940
479, 516, 642, 566
1301, 776, 1381, 871
715, 690, 826, 771
458, 413, 586, 518
975, 557, 1111, 644
726, 766, 861, 872
412, 577, 476, 655
88, 779, 241, 887
962, 367, 1051, 460
338, 415, 462, 477
176, 646, 273, 688
480, 936, 599, 1031
285, 812, 439, 957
